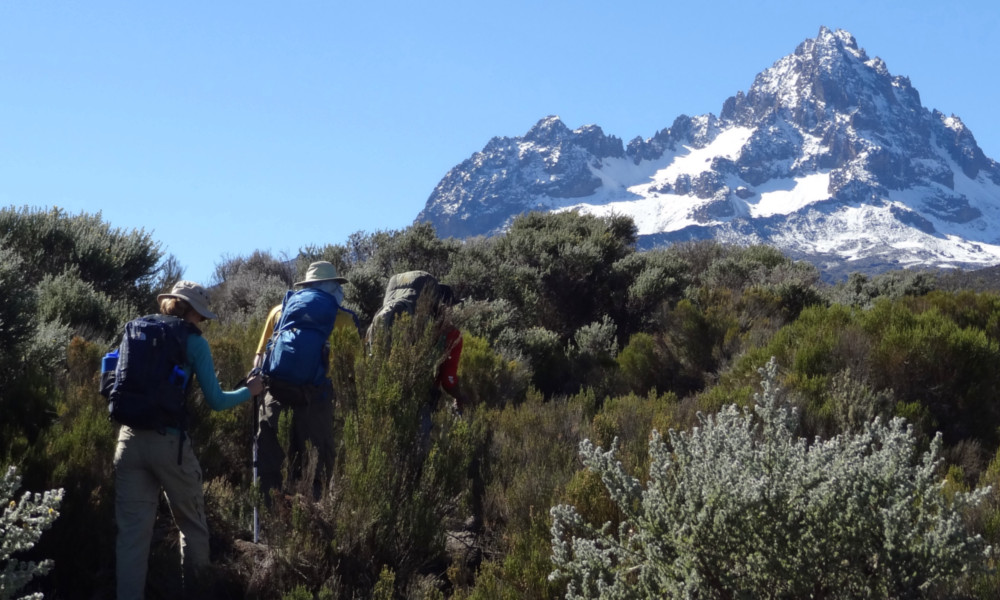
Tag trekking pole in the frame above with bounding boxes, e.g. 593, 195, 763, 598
252, 391, 260, 544
239, 367, 263, 544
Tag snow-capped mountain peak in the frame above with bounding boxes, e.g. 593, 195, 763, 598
416, 27, 1000, 279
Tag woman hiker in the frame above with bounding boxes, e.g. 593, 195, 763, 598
111, 280, 263, 599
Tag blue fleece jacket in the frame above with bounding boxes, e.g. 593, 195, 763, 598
185, 333, 250, 411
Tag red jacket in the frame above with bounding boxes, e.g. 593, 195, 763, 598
436, 327, 463, 393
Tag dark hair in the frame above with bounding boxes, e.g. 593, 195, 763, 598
437, 284, 455, 307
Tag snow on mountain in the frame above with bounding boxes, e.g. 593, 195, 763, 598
416, 26, 1000, 278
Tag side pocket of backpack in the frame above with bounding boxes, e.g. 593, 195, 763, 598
100, 371, 117, 399
100, 349, 119, 398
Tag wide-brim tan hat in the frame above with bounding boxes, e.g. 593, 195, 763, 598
157, 280, 219, 320
294, 261, 348, 287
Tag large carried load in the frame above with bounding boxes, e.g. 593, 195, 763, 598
365, 270, 440, 347
262, 287, 339, 389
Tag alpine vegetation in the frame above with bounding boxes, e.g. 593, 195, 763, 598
549, 358, 992, 599
1, 466, 63, 600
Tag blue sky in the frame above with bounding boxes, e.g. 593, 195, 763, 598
2, 1, 998, 284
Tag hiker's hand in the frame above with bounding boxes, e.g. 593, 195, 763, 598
246, 374, 264, 397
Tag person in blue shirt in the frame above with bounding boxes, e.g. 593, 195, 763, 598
113, 280, 263, 600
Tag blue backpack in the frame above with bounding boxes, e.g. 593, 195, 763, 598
102, 314, 197, 431
263, 288, 339, 387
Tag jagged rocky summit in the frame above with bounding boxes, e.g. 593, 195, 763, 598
416, 26, 1000, 279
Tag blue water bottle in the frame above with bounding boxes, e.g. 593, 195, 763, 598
100, 349, 119, 397
102, 349, 119, 373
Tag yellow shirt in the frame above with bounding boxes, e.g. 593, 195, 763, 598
255, 303, 360, 356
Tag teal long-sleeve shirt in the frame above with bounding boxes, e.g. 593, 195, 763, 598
185, 333, 250, 411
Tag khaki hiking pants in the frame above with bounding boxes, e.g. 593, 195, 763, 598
114, 426, 209, 600
256, 380, 336, 503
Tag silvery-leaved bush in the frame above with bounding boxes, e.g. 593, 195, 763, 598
1, 466, 64, 600
550, 357, 992, 599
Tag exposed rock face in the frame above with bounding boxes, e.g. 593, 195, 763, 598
417, 27, 1000, 277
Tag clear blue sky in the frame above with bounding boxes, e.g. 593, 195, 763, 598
2, 1, 997, 284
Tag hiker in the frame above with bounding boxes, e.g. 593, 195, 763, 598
366, 272, 468, 452
253, 261, 359, 503
367, 272, 482, 530
109, 280, 263, 600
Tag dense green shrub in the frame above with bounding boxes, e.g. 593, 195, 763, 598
719, 298, 1000, 449
566, 317, 619, 396
452, 299, 524, 349
827, 269, 938, 308
23, 337, 117, 597
0, 206, 164, 311
551, 359, 992, 599
469, 391, 591, 600
517, 327, 571, 395
617, 248, 688, 322
1, 207, 166, 462
35, 265, 133, 341
455, 334, 531, 409
441, 212, 643, 377
0, 244, 35, 373
614, 332, 664, 396
900, 289, 1000, 338
445, 236, 503, 302
659, 298, 728, 392
487, 211, 636, 340
864, 301, 1000, 446
0, 244, 39, 457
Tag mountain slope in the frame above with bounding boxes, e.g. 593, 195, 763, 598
416, 27, 1000, 278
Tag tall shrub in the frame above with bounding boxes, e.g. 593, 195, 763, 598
0, 206, 163, 312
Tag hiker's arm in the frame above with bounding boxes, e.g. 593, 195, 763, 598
187, 335, 252, 411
